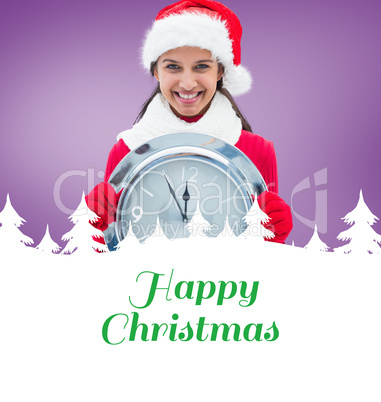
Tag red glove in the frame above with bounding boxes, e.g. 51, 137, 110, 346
85, 182, 118, 232
257, 191, 293, 244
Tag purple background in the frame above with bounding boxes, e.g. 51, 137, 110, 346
1, 0, 380, 250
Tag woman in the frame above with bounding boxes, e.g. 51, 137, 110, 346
86, 0, 292, 244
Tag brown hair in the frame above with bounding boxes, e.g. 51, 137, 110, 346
134, 62, 252, 133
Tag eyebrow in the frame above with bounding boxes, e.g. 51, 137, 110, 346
161, 59, 214, 64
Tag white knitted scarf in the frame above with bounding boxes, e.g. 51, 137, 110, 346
117, 91, 242, 150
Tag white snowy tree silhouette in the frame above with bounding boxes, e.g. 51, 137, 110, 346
186, 201, 212, 237
36, 224, 61, 253
304, 224, 329, 252
240, 194, 274, 240
146, 216, 168, 243
0, 193, 33, 251
61, 192, 108, 255
219, 215, 236, 238
334, 189, 381, 255
115, 222, 142, 251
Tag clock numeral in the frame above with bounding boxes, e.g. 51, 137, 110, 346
182, 166, 199, 182
131, 206, 143, 223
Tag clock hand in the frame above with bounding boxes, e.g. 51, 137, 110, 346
163, 173, 188, 223
182, 182, 190, 221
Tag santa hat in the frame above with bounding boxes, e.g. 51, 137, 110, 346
141, 0, 252, 96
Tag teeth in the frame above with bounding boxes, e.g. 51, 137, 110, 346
178, 92, 199, 99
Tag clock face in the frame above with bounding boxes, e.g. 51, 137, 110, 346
105, 133, 267, 250
118, 156, 250, 241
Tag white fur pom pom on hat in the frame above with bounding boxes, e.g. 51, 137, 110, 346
141, 0, 252, 96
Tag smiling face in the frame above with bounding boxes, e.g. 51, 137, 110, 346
154, 46, 223, 118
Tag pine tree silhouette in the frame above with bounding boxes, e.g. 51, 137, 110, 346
334, 189, 381, 254
219, 215, 236, 238
304, 224, 329, 252
0, 193, 33, 251
115, 222, 141, 251
186, 201, 212, 237
61, 192, 108, 255
36, 224, 61, 253
240, 194, 274, 240
146, 216, 168, 243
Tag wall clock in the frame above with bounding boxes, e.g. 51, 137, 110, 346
104, 133, 267, 250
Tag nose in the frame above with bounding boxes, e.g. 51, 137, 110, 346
179, 71, 197, 91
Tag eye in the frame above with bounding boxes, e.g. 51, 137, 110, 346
165, 64, 180, 70
196, 64, 210, 69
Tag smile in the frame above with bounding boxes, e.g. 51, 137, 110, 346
177, 92, 200, 99
174, 91, 203, 103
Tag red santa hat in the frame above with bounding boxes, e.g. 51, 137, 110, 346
141, 0, 252, 96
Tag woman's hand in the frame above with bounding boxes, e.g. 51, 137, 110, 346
257, 191, 293, 244
85, 182, 118, 232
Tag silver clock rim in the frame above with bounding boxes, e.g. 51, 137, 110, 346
104, 133, 267, 250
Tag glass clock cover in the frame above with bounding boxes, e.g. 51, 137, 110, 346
104, 133, 267, 250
